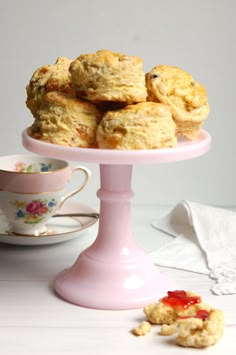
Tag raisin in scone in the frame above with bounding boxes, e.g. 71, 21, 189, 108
26, 57, 76, 117
96, 102, 177, 150
30, 91, 102, 147
145, 65, 210, 140
69, 49, 147, 104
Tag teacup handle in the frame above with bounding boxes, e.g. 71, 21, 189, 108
59, 166, 91, 208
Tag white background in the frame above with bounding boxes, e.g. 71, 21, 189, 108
0, 0, 235, 208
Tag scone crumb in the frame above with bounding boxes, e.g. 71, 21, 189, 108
131, 321, 151, 336
160, 323, 178, 336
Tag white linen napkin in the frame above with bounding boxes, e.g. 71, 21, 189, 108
151, 201, 236, 295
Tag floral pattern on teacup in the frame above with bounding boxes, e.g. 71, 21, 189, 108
12, 198, 57, 224
14, 161, 52, 173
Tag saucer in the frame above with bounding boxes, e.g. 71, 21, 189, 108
0, 200, 98, 246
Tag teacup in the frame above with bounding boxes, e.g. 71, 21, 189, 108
0, 154, 90, 236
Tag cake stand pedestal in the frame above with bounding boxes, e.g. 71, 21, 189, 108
22, 128, 211, 310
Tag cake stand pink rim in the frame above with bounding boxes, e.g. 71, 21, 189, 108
22, 128, 211, 164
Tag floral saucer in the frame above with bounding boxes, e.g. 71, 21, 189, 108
0, 200, 98, 246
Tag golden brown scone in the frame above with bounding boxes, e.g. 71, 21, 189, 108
30, 91, 102, 147
96, 102, 177, 150
69, 49, 147, 104
145, 65, 210, 140
175, 309, 224, 348
26, 57, 76, 117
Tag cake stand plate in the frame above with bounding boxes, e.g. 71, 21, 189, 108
22, 128, 211, 310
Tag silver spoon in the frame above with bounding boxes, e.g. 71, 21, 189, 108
52, 212, 99, 219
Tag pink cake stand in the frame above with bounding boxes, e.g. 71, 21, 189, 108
22, 128, 211, 310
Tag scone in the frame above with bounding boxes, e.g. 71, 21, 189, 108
145, 65, 210, 140
141, 290, 224, 348
69, 49, 147, 104
30, 91, 102, 147
26, 57, 76, 117
96, 102, 177, 150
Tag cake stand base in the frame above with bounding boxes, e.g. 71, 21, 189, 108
54, 251, 173, 310
54, 247, 174, 310
54, 164, 174, 309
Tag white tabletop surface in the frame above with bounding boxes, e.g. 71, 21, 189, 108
0, 204, 235, 355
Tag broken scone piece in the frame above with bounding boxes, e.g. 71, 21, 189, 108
144, 290, 208, 324
131, 321, 151, 336
174, 309, 224, 348
132, 290, 224, 348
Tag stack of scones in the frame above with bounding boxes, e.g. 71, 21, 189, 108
26, 50, 210, 150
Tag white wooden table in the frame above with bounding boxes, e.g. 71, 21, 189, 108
0, 204, 235, 354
